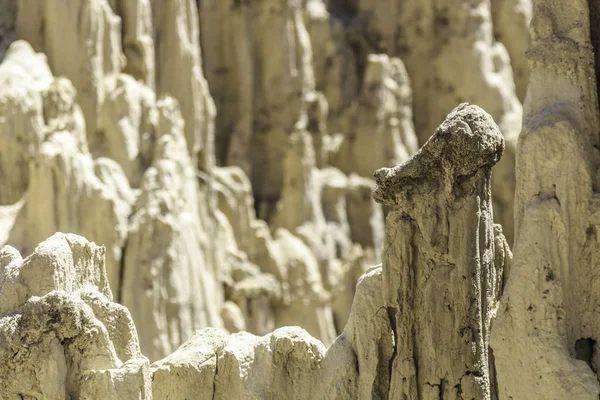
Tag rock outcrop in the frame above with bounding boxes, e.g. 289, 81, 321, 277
491, 1, 600, 398
120, 97, 223, 361
0, 0, 555, 398
310, 0, 529, 244
2, 103, 512, 399
368, 103, 507, 399
0, 234, 151, 399
0, 0, 399, 361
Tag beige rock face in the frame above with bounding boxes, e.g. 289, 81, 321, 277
100, 74, 157, 187
0, 1, 571, 398
152, 0, 216, 169
0, 234, 151, 399
0, 41, 51, 205
330, 54, 418, 177
146, 104, 510, 400
107, 0, 155, 87
491, 1, 600, 398
200, 0, 316, 187
371, 104, 506, 399
121, 97, 223, 361
17, 0, 123, 148
320, 0, 529, 244
151, 326, 326, 400
0, 40, 132, 295
1, 0, 392, 357
1, 93, 516, 399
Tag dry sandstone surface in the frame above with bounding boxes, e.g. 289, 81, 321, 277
1, 0, 599, 399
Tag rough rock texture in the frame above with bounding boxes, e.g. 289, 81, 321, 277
120, 97, 223, 361
0, 233, 151, 399
151, 326, 326, 400
491, 0, 533, 103
147, 104, 510, 399
152, 0, 216, 170
1, 103, 513, 399
0, 40, 52, 205
490, 1, 600, 398
371, 104, 506, 399
0, 40, 132, 297
1, 0, 399, 361
17, 0, 122, 148
0, 0, 553, 397
330, 54, 419, 177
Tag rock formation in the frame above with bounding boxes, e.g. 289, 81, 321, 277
5, 0, 579, 398
491, 1, 600, 398
310, 0, 527, 244
0, 233, 151, 399
0, 104, 512, 399
369, 104, 507, 399
0, 0, 400, 361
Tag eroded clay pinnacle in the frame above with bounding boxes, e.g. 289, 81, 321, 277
373, 103, 505, 207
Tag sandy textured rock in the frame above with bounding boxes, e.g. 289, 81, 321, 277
0, 234, 150, 399
107, 0, 155, 87
152, 0, 216, 169
199, 0, 315, 214
152, 326, 325, 400
0, 101, 514, 399
317, 265, 388, 400
372, 103, 505, 399
491, 1, 600, 398
304, 0, 358, 123
121, 97, 222, 361
220, 301, 247, 334
0, 42, 133, 293
331, 54, 418, 177
225, 250, 281, 337
151, 328, 227, 400
323, 0, 525, 244
215, 327, 326, 400
0, 3, 562, 398
100, 74, 157, 186
17, 0, 123, 148
272, 132, 337, 289
273, 229, 337, 346
25, 131, 132, 297
345, 174, 384, 264
0, 41, 52, 205
213, 166, 257, 255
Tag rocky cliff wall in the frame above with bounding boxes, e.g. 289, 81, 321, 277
0, 0, 568, 399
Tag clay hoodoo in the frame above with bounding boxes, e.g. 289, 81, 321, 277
491, 1, 600, 398
370, 104, 508, 399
